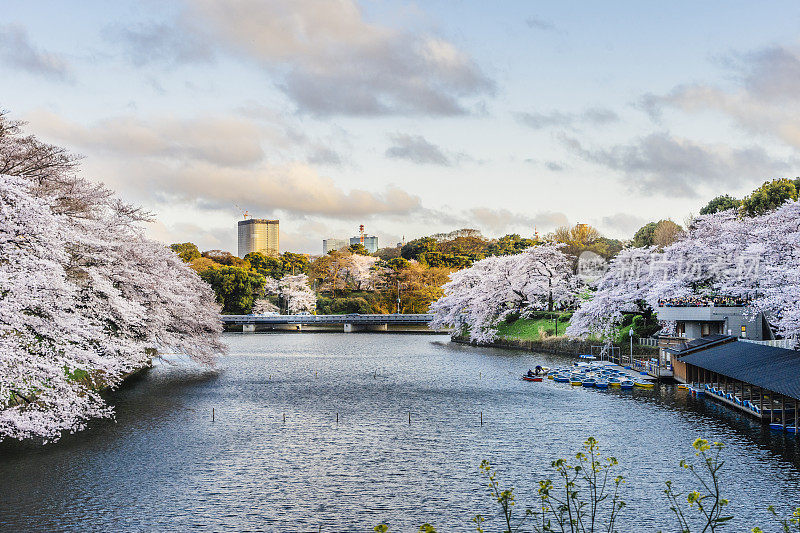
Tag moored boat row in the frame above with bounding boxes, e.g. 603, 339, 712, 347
525, 359, 655, 391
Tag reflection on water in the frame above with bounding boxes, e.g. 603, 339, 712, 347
1, 333, 799, 531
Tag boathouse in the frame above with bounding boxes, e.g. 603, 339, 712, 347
669, 335, 800, 432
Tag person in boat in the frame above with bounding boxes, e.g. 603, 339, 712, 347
527, 369, 534, 377
534, 365, 543, 375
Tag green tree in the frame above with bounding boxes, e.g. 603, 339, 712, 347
200, 266, 265, 314
387, 257, 410, 271
593, 237, 624, 261
401, 236, 438, 260
740, 178, 798, 216
202, 249, 247, 268
349, 243, 371, 255
170, 242, 201, 263
700, 195, 741, 215
486, 234, 537, 256
280, 251, 309, 275
632, 221, 659, 247
244, 252, 283, 278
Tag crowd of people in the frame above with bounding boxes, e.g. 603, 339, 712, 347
658, 295, 749, 307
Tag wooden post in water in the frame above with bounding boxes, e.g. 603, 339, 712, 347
408, 412, 411, 425
480, 411, 483, 427
336, 412, 339, 424
212, 408, 214, 422
283, 413, 286, 423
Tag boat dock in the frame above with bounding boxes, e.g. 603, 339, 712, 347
669, 335, 800, 432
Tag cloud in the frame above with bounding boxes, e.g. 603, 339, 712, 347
307, 145, 344, 166
525, 17, 556, 31
642, 45, 800, 151
0, 25, 71, 81
175, 0, 494, 116
104, 22, 214, 66
468, 207, 568, 234
385, 133, 452, 166
142, 161, 423, 218
28, 110, 422, 219
597, 213, 647, 237
516, 107, 618, 130
738, 46, 800, 102
31, 111, 265, 167
562, 132, 791, 198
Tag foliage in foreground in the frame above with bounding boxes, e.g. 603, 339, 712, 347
374, 438, 800, 532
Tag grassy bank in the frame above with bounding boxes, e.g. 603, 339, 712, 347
473, 316, 660, 357
495, 316, 570, 340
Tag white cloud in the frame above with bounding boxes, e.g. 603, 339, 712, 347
180, 0, 494, 116
0, 24, 71, 81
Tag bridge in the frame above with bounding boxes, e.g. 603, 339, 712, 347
221, 313, 437, 333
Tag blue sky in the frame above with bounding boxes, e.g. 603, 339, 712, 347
2, 0, 799, 253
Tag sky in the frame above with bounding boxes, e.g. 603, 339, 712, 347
2, 0, 800, 254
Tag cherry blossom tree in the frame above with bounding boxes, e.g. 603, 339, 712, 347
0, 113, 224, 442
567, 202, 800, 347
430, 244, 577, 343
264, 274, 317, 314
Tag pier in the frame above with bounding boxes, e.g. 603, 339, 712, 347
669, 335, 800, 432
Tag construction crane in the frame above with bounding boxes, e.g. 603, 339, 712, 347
234, 203, 250, 220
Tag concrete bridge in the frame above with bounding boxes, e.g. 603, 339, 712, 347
221, 313, 437, 333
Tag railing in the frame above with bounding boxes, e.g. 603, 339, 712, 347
220, 313, 434, 325
658, 296, 749, 308
738, 338, 796, 349
638, 338, 659, 347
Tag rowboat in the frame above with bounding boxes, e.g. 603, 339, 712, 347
582, 378, 596, 388
634, 381, 654, 389
522, 375, 543, 382
620, 380, 634, 389
553, 375, 570, 383
570, 377, 583, 386
608, 378, 621, 388
595, 380, 608, 389
770, 423, 786, 431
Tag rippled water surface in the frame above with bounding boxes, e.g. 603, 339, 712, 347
2, 333, 800, 531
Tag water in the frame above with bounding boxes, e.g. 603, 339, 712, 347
1, 333, 799, 532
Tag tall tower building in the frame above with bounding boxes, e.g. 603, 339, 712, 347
237, 218, 279, 258
322, 238, 349, 255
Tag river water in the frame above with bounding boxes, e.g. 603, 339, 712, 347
1, 333, 799, 532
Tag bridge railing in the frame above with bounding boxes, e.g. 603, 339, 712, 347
220, 313, 434, 325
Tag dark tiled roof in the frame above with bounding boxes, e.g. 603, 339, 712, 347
679, 341, 800, 400
665, 334, 736, 355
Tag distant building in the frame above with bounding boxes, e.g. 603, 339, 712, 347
323, 238, 349, 255
238, 219, 279, 258
350, 235, 378, 254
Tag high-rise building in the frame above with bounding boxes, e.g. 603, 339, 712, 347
350, 235, 378, 254
238, 218, 279, 258
322, 238, 349, 255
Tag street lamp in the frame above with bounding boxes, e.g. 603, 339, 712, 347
396, 279, 402, 314
629, 328, 634, 365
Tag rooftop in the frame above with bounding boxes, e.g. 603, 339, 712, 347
674, 338, 800, 401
